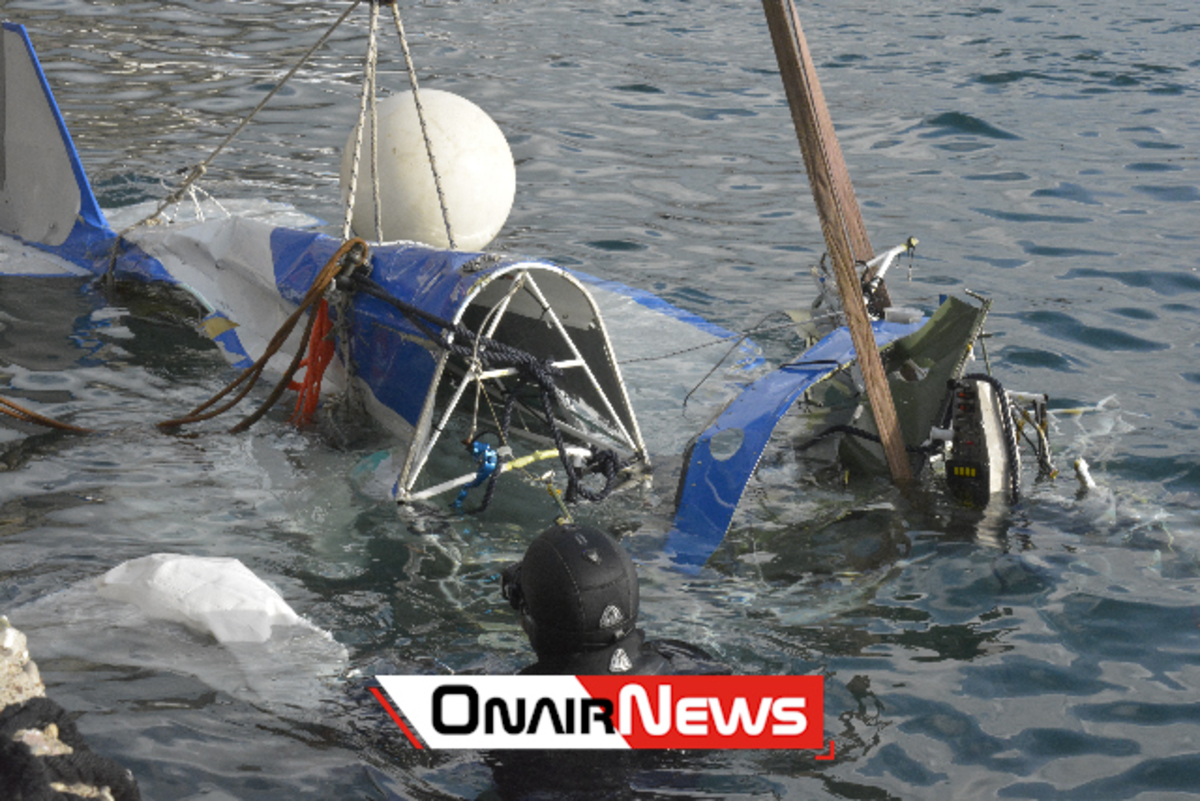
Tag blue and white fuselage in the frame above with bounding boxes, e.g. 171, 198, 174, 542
2, 22, 937, 569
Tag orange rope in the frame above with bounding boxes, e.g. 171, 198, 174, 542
159, 238, 367, 432
288, 298, 337, 427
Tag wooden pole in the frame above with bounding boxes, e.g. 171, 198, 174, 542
762, 0, 912, 485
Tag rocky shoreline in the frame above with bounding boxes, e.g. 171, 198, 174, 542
1, 616, 141, 800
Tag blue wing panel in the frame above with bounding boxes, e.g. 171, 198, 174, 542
666, 319, 923, 571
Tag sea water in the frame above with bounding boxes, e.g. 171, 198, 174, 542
2, 0, 1200, 798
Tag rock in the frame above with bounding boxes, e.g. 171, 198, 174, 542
1, 616, 140, 801
1, 615, 45, 710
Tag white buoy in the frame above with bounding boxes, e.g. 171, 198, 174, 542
340, 89, 516, 251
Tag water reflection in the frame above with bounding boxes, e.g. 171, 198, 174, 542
4, 0, 1200, 798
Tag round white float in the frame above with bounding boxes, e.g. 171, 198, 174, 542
340, 89, 516, 251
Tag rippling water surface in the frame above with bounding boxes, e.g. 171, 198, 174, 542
3, 1, 1200, 798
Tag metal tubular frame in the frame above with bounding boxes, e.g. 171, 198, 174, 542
394, 263, 647, 501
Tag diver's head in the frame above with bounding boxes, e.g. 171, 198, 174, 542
501, 524, 638, 659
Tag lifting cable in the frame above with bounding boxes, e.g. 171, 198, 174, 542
387, 0, 455, 249
342, 0, 382, 242
108, 0, 364, 285
340, 1, 455, 248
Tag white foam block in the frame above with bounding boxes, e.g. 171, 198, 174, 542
96, 553, 301, 644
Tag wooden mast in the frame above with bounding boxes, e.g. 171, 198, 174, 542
762, 0, 912, 485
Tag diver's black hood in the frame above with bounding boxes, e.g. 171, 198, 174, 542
517, 524, 639, 658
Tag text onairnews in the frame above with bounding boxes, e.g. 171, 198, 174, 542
372, 675, 829, 752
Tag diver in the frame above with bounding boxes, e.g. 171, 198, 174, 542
482, 524, 726, 800
499, 523, 728, 676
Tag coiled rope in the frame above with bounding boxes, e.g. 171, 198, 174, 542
288, 298, 337, 426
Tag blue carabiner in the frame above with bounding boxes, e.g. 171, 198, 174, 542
453, 440, 499, 508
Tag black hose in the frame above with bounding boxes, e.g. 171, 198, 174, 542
962, 372, 1021, 504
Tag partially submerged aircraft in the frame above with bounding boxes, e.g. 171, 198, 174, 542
2, 20, 662, 507
0, 14, 1051, 571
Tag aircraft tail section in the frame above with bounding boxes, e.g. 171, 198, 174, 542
1, 22, 112, 271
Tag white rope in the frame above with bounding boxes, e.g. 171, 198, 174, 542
188, 184, 205, 223
342, 0, 381, 241
369, 14, 383, 243
389, 1, 456, 250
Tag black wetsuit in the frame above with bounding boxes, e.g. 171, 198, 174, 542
518, 629, 730, 677
487, 630, 728, 799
